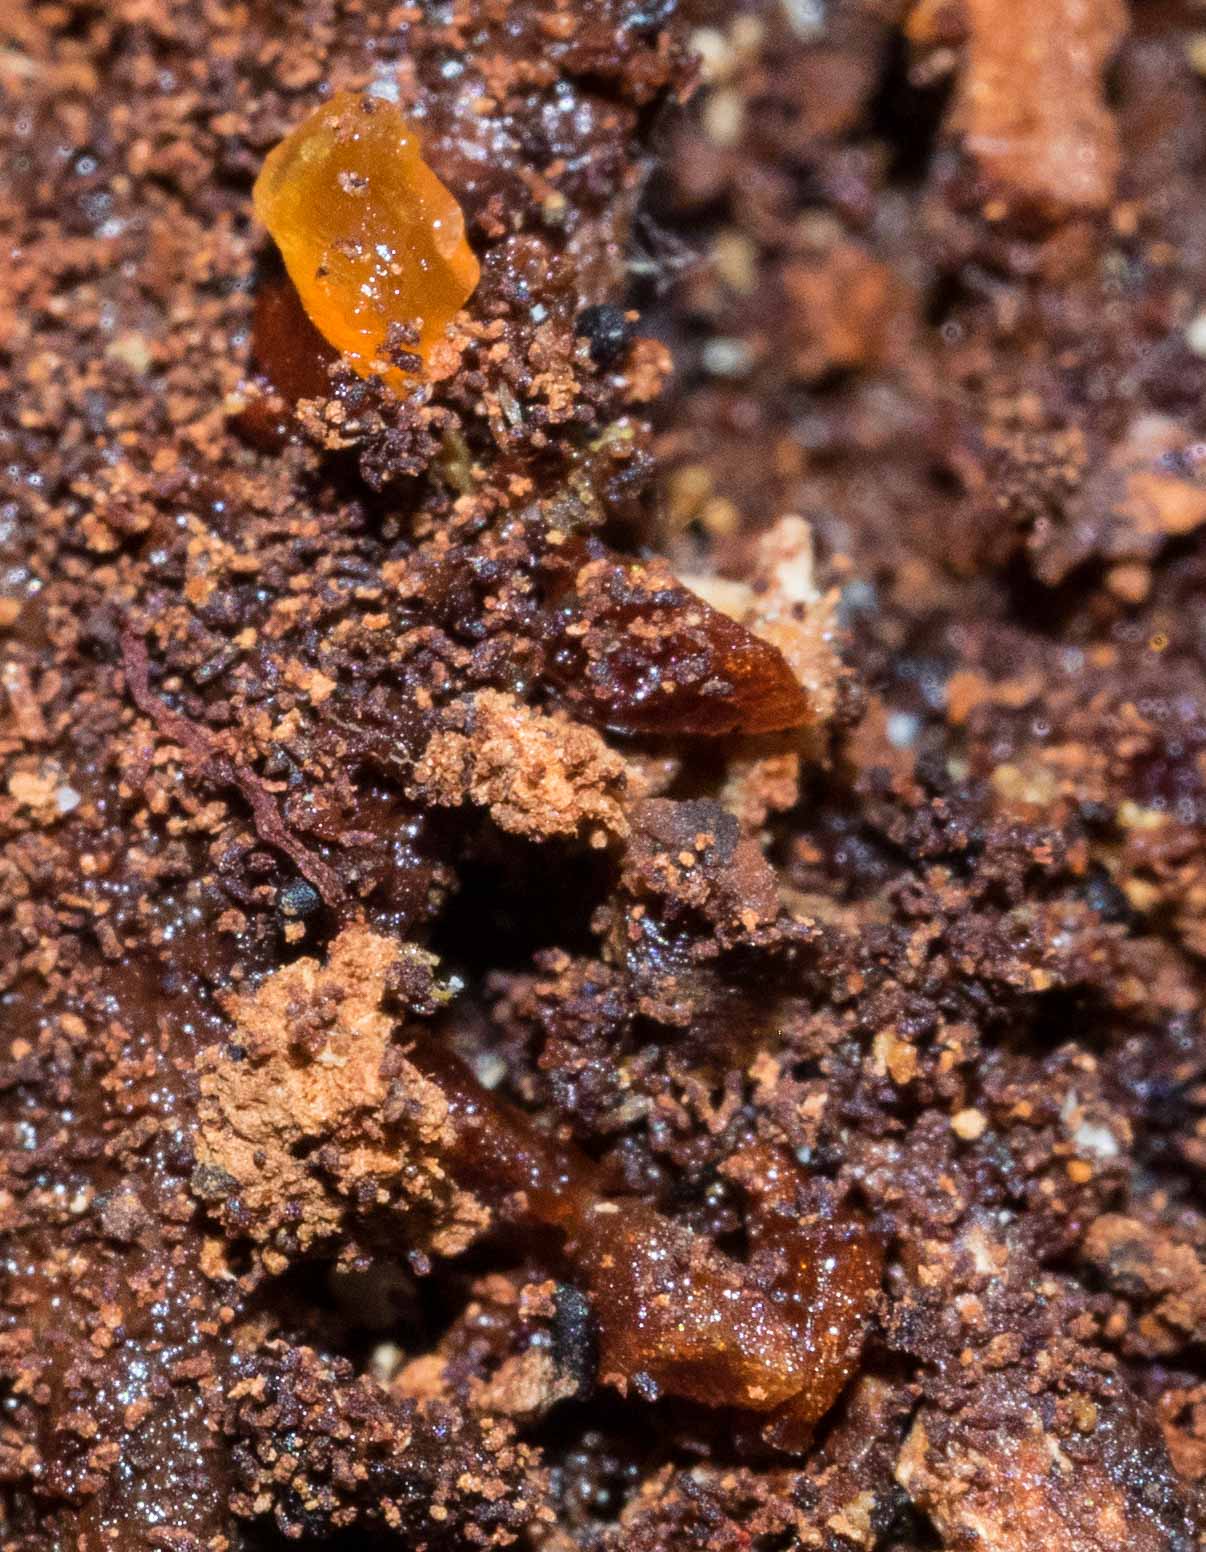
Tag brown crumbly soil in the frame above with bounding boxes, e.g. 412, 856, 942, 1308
409, 689, 630, 843
196, 925, 490, 1271
1, 1, 1205, 1550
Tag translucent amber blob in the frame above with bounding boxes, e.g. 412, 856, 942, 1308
546, 541, 813, 737
251, 274, 336, 402
408, 1039, 881, 1449
253, 91, 480, 386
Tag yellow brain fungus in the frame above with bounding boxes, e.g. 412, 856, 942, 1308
253, 91, 480, 387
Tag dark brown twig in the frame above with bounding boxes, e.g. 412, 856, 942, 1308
120, 625, 346, 906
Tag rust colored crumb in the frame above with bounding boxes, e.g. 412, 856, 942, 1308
196, 926, 488, 1271
951, 0, 1128, 215
409, 689, 630, 843
1082, 1213, 1206, 1358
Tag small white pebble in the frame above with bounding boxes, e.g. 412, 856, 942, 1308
55, 784, 80, 814
702, 337, 753, 377
886, 711, 921, 749
690, 27, 732, 83
1074, 1120, 1119, 1158
703, 88, 745, 148
106, 332, 152, 373
1186, 313, 1206, 357
470, 1049, 506, 1090
782, 0, 826, 38
369, 1342, 403, 1383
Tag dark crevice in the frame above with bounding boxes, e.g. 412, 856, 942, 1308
866, 29, 953, 188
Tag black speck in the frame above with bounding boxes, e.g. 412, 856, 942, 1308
1081, 868, 1135, 926
575, 304, 634, 367
279, 878, 322, 920
551, 1281, 598, 1396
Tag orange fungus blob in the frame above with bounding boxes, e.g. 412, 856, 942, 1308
253, 91, 480, 385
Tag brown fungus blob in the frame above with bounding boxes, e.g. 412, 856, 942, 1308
407, 1038, 882, 1448
545, 540, 814, 737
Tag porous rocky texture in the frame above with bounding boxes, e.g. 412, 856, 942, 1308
1, 0, 1205, 1549
195, 925, 489, 1271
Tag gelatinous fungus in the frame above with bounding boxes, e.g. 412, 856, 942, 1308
545, 540, 814, 737
253, 91, 480, 386
409, 1038, 881, 1447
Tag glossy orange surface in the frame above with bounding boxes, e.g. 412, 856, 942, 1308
253, 91, 479, 387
